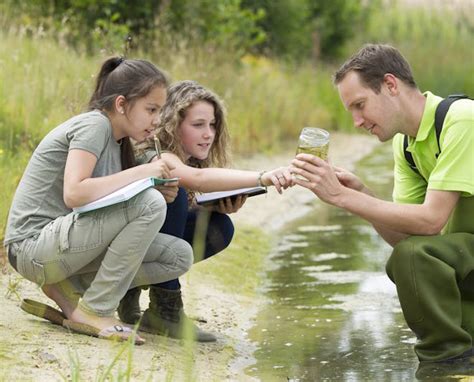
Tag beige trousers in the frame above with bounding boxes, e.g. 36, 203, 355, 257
12, 188, 193, 317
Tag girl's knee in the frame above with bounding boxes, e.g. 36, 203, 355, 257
211, 213, 234, 249
133, 188, 167, 228
138, 188, 166, 211
220, 214, 235, 245
175, 239, 194, 274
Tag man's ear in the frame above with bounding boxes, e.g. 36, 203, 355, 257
114, 95, 127, 115
383, 73, 399, 96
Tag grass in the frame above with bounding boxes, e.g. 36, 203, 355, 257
5, 274, 23, 301
188, 224, 272, 297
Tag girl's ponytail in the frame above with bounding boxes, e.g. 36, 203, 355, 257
88, 57, 124, 110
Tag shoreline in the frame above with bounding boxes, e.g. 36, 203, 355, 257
0, 132, 381, 381
183, 131, 381, 380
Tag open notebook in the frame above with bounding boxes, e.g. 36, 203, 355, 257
73, 177, 178, 213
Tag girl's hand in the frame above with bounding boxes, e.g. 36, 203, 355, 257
155, 181, 179, 203
214, 194, 247, 214
290, 154, 344, 204
261, 167, 294, 194
151, 158, 173, 179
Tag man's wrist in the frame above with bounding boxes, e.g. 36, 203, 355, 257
335, 187, 353, 209
361, 186, 375, 197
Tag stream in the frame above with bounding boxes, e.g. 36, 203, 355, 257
245, 143, 469, 381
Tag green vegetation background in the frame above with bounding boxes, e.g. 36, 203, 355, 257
1, 0, 473, 239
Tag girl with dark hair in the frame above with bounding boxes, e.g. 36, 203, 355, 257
121, 80, 293, 342
3, 57, 193, 344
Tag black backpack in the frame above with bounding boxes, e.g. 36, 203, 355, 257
403, 94, 470, 178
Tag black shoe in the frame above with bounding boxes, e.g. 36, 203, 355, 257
140, 286, 216, 343
117, 287, 142, 324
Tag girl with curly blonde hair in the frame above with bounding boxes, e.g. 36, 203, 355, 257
122, 80, 293, 342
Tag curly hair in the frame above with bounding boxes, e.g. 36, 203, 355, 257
157, 80, 230, 168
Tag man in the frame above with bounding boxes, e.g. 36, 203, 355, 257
291, 43, 473, 366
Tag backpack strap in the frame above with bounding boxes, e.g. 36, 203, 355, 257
403, 93, 469, 175
433, 94, 468, 158
403, 135, 420, 176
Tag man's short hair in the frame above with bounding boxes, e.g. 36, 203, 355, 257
333, 44, 417, 93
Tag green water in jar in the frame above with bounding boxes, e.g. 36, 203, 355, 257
296, 144, 329, 160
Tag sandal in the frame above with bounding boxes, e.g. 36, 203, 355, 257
63, 320, 145, 345
20, 299, 66, 326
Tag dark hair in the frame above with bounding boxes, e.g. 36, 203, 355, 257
88, 57, 169, 169
158, 80, 229, 168
333, 44, 417, 93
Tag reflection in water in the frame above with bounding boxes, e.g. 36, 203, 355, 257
246, 144, 470, 381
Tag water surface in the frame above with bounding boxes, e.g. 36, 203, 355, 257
246, 143, 470, 381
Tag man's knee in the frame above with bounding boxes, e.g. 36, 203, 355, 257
386, 236, 428, 282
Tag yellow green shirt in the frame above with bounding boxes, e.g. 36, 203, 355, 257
392, 91, 474, 234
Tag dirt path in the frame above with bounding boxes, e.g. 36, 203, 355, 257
0, 132, 380, 382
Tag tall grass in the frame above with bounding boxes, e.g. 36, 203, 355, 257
346, 1, 474, 96
1, 0, 472, 241
0, 32, 98, 153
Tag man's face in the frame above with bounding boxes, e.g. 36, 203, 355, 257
337, 71, 399, 142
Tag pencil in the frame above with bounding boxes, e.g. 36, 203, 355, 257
153, 135, 161, 159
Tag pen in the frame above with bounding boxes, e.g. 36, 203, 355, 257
153, 135, 161, 159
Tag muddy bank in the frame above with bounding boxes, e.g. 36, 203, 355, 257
0, 132, 379, 381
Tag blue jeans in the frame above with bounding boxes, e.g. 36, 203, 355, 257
157, 187, 235, 290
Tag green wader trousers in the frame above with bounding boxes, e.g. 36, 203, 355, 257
386, 232, 474, 362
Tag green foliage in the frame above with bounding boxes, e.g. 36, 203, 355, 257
157, 0, 266, 57
308, 0, 373, 59
242, 0, 313, 59
1, 0, 373, 61
345, 1, 474, 95
0, 0, 266, 57
242, 0, 374, 60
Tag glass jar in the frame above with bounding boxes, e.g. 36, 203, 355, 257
296, 127, 330, 160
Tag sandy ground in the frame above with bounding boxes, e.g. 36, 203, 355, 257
0, 132, 379, 382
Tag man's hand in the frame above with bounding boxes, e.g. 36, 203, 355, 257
155, 181, 179, 203
291, 153, 345, 205
333, 166, 373, 196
